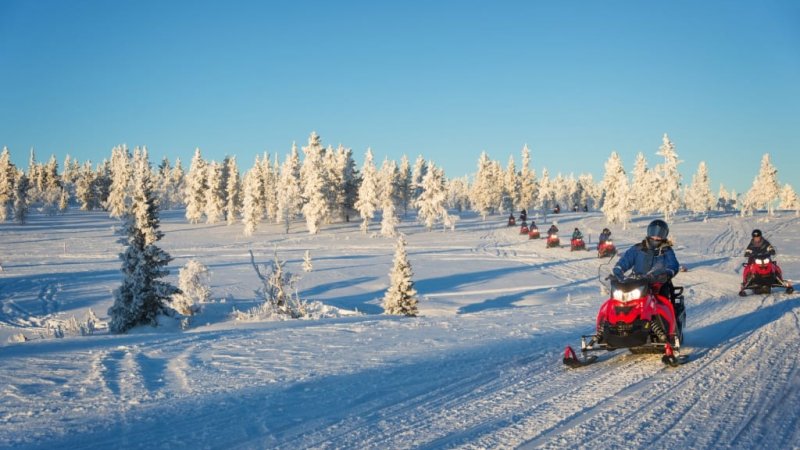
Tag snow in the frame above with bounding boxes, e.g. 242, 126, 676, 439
1, 209, 799, 449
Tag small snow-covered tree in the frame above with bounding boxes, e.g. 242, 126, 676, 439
108, 149, 179, 333
684, 161, 714, 214
106, 145, 132, 218
303, 250, 313, 272
241, 166, 264, 236
779, 184, 799, 216
204, 161, 226, 224
13, 170, 29, 224
0, 147, 16, 222
536, 168, 555, 221
470, 152, 501, 219
503, 155, 520, 213
654, 134, 682, 221
379, 159, 401, 237
519, 144, 537, 212
601, 152, 630, 228
398, 154, 412, 215
172, 259, 211, 315
415, 163, 448, 231
276, 145, 303, 233
354, 148, 380, 234
248, 250, 306, 318
411, 155, 427, 203
184, 148, 207, 224
383, 234, 418, 316
742, 153, 780, 216
300, 132, 330, 234
224, 156, 241, 225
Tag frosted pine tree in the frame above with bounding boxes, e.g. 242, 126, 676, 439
411, 155, 427, 203
470, 152, 499, 220
382, 234, 418, 316
169, 159, 185, 208
0, 147, 15, 222
446, 176, 471, 212
629, 153, 651, 214
75, 162, 97, 211
503, 156, 520, 213
379, 159, 400, 237
577, 173, 597, 210
108, 149, 179, 333
172, 259, 211, 315
654, 134, 682, 221
302, 250, 313, 272
224, 156, 241, 225
276, 146, 303, 233
684, 161, 715, 214
779, 184, 799, 216
13, 170, 29, 224
260, 154, 279, 223
742, 153, 780, 216
536, 168, 555, 221
155, 157, 173, 210
354, 148, 380, 234
184, 148, 207, 224
601, 152, 630, 228
241, 167, 264, 236
337, 146, 359, 222
300, 132, 330, 234
415, 163, 448, 231
398, 154, 412, 215
519, 144, 538, 212
106, 145, 131, 218
204, 161, 225, 224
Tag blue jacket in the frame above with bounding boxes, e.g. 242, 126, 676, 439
613, 240, 680, 281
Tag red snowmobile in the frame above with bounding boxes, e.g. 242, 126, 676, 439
519, 223, 530, 234
597, 240, 616, 258
563, 273, 686, 368
739, 253, 794, 296
528, 227, 540, 239
546, 234, 560, 248
507, 216, 516, 227
570, 238, 586, 251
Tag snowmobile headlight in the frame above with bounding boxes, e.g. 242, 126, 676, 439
612, 288, 642, 302
606, 240, 613, 245
755, 257, 770, 265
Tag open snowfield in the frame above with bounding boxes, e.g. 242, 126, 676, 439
1, 209, 799, 449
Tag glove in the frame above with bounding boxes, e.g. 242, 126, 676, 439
612, 267, 624, 281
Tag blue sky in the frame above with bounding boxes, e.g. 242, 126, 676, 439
1, 0, 798, 194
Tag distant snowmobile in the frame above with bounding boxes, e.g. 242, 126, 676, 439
528, 227, 540, 239
597, 240, 616, 258
519, 223, 529, 235
739, 253, 794, 296
563, 267, 686, 368
546, 234, 560, 248
570, 237, 586, 252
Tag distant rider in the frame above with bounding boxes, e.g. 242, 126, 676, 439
744, 229, 784, 281
547, 224, 559, 237
572, 228, 583, 240
520, 209, 527, 222
599, 228, 611, 244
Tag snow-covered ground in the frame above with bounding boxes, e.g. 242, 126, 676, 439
1, 209, 798, 449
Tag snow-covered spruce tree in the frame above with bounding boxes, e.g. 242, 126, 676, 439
172, 259, 211, 315
108, 149, 179, 333
779, 184, 799, 216
654, 133, 682, 221
470, 151, 499, 220
446, 176, 471, 212
106, 145, 131, 218
184, 148, 207, 224
74, 161, 97, 211
629, 152, 654, 215
169, 158, 185, 209
577, 174, 596, 210
324, 146, 346, 222
248, 250, 306, 318
276, 145, 303, 233
379, 159, 401, 237
260, 153, 279, 223
601, 152, 630, 229
155, 157, 173, 210
40, 155, 62, 216
519, 144, 538, 212
355, 148, 380, 234
303, 250, 313, 272
383, 234, 418, 316
300, 132, 330, 234
684, 161, 715, 215
741, 153, 781, 217
536, 168, 554, 222
503, 155, 520, 213
241, 165, 264, 236
0, 147, 16, 222
204, 161, 226, 224
13, 170, 29, 224
340, 146, 360, 222
415, 163, 448, 231
411, 155, 427, 204
398, 154, 412, 215
224, 156, 241, 225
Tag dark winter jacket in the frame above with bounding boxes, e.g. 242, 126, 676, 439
745, 238, 776, 259
613, 240, 680, 283
599, 231, 611, 243
547, 225, 559, 236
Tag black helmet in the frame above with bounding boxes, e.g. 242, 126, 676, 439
752, 229, 762, 238
602, 228, 609, 233
647, 219, 669, 239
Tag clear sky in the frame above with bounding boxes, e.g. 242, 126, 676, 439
1, 0, 798, 194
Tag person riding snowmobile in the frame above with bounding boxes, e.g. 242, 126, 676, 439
520, 209, 527, 222
571, 228, 583, 240
599, 228, 611, 244
547, 224, 559, 236
612, 219, 680, 304
743, 229, 786, 286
